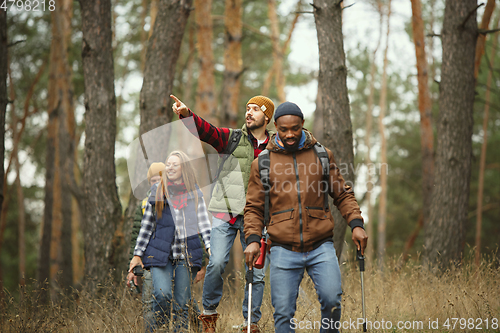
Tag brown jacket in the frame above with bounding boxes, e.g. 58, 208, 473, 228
244, 129, 363, 252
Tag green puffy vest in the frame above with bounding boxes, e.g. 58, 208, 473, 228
207, 124, 273, 216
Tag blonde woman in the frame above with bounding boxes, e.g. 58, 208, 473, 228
129, 151, 211, 332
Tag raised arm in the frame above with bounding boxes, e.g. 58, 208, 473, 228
170, 94, 231, 153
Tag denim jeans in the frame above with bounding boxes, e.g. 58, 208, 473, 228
142, 269, 154, 332
202, 215, 265, 323
150, 259, 192, 333
270, 242, 342, 333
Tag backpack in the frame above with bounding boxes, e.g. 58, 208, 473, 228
258, 142, 330, 226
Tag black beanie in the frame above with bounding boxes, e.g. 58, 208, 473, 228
274, 101, 304, 121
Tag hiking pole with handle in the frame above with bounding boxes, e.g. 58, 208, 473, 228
357, 249, 367, 332
246, 269, 254, 333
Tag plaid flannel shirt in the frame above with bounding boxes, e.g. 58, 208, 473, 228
133, 197, 211, 260
180, 110, 231, 153
180, 110, 269, 157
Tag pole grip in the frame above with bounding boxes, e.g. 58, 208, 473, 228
356, 249, 365, 272
246, 269, 254, 284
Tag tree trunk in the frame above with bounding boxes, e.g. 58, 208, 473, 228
40, 39, 57, 300
15, 169, 25, 290
475, 16, 498, 267
0, 8, 6, 306
139, 0, 188, 137
0, 0, 5, 216
263, 0, 301, 102
410, 0, 434, 229
313, 0, 354, 259
428, 0, 437, 83
58, 0, 76, 293
184, 20, 196, 107
220, 0, 243, 128
140, 0, 149, 72
268, 0, 285, 103
425, 0, 477, 269
149, 0, 159, 38
312, 87, 323, 143
474, 0, 496, 78
123, 0, 193, 273
377, 0, 391, 269
365, 2, 383, 265
42, 0, 76, 299
79, 0, 123, 292
194, 0, 216, 123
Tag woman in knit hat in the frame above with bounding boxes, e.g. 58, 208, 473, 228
128, 151, 211, 332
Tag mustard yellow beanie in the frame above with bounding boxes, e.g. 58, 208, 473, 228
247, 96, 275, 121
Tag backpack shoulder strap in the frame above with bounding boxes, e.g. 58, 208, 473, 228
223, 129, 243, 156
258, 149, 271, 226
212, 129, 243, 188
313, 142, 330, 211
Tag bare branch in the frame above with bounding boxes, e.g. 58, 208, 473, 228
342, 3, 355, 10
310, 3, 320, 11
427, 33, 441, 38
460, 3, 484, 29
479, 28, 500, 35
7, 40, 26, 48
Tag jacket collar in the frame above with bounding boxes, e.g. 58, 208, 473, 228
267, 128, 317, 154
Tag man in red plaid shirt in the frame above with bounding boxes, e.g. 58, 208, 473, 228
171, 94, 274, 333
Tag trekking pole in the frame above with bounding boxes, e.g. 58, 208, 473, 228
246, 269, 254, 333
356, 249, 367, 332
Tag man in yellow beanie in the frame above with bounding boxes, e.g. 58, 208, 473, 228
170, 94, 274, 333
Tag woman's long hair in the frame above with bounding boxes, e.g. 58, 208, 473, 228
155, 150, 199, 218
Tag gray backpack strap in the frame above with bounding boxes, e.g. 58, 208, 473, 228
313, 142, 330, 211
258, 150, 271, 226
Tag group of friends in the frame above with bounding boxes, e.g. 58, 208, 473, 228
126, 94, 369, 333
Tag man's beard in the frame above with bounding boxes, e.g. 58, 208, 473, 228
247, 116, 266, 130
282, 137, 300, 152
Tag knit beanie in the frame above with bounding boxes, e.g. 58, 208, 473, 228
147, 162, 166, 183
274, 101, 304, 121
247, 96, 275, 121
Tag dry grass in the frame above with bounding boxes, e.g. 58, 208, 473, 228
1, 257, 499, 333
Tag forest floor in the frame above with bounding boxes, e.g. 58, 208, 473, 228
1, 255, 500, 332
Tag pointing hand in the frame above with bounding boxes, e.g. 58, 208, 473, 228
170, 94, 189, 117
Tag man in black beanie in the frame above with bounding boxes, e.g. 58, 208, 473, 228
271, 101, 305, 152
244, 101, 368, 333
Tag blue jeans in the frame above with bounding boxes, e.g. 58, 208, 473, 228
202, 216, 265, 323
150, 260, 192, 333
142, 270, 154, 332
270, 242, 342, 333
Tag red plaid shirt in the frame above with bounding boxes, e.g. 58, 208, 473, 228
180, 110, 269, 223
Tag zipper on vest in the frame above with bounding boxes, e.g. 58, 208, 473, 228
152, 208, 157, 239
181, 210, 192, 267
293, 152, 304, 251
